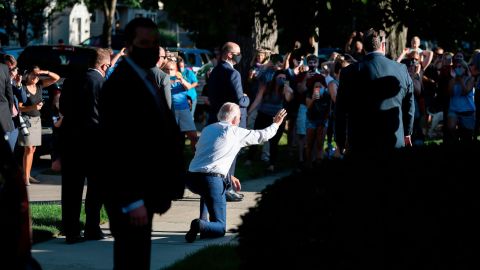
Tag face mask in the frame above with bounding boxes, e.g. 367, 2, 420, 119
308, 65, 316, 72
180, 67, 185, 72
454, 67, 464, 77
232, 54, 242, 64
129, 45, 159, 69
276, 77, 285, 88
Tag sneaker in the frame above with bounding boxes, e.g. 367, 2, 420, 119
226, 190, 244, 202
29, 176, 40, 184
185, 219, 201, 243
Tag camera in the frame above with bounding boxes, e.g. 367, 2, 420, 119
18, 115, 30, 136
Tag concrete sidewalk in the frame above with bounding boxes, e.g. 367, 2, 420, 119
29, 171, 289, 270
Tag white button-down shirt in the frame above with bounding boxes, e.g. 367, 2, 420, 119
189, 121, 279, 176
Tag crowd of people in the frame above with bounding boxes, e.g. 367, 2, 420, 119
2, 17, 480, 269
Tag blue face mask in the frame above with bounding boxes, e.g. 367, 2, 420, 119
180, 67, 185, 72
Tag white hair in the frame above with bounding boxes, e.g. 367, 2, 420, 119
217, 102, 240, 122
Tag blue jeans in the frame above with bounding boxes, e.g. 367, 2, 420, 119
187, 173, 227, 238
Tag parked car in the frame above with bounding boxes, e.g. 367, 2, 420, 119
166, 47, 213, 73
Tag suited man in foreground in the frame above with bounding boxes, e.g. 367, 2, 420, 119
335, 28, 415, 157
98, 18, 185, 270
206, 42, 250, 202
60, 48, 111, 243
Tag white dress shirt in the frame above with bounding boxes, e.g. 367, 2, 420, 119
189, 121, 279, 176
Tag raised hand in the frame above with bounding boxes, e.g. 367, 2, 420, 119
273, 108, 287, 125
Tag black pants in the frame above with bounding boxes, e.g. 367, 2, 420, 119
62, 167, 102, 236
61, 154, 103, 237
106, 204, 154, 270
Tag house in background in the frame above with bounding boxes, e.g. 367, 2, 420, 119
89, 3, 157, 37
88, 3, 193, 47
42, 2, 91, 45
8, 1, 193, 47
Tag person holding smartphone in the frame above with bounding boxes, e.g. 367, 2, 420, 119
246, 70, 293, 172
163, 60, 198, 151
18, 66, 59, 185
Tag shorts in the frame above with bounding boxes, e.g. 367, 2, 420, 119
175, 109, 197, 132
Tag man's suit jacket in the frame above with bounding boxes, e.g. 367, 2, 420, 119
207, 61, 249, 125
335, 52, 415, 154
60, 69, 105, 164
99, 59, 185, 213
61, 69, 104, 131
0, 63, 14, 133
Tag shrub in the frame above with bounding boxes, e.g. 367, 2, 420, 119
237, 143, 480, 269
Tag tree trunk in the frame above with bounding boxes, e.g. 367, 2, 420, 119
385, 22, 408, 60
101, 0, 117, 48
239, 0, 278, 88
252, 0, 278, 54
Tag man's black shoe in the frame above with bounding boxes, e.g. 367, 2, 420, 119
185, 219, 201, 243
226, 190, 244, 202
84, 230, 107, 240
65, 235, 85, 244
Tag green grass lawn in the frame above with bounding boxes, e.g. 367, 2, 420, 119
31, 203, 108, 243
163, 244, 239, 270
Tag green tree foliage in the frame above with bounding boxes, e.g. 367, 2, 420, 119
162, 0, 480, 58
0, 0, 52, 46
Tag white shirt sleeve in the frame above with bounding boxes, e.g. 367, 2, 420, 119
235, 123, 280, 147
